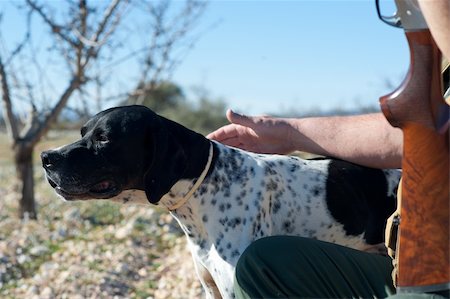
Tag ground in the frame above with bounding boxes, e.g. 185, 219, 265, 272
0, 131, 203, 299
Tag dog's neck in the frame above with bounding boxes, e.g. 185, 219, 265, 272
152, 117, 218, 207
160, 143, 214, 211
163, 117, 216, 180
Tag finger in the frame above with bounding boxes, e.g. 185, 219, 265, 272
206, 124, 239, 141
218, 136, 242, 148
206, 130, 224, 141
227, 109, 257, 128
206, 127, 242, 147
206, 109, 238, 140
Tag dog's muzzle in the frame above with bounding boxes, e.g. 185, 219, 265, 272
41, 150, 121, 200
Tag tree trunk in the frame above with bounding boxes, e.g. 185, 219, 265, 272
14, 143, 37, 220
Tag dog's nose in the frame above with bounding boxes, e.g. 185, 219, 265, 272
41, 151, 61, 169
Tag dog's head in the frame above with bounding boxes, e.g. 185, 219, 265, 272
41, 105, 191, 204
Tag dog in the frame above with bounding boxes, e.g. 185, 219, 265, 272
41, 105, 401, 299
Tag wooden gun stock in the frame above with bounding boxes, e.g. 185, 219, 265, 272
380, 30, 449, 292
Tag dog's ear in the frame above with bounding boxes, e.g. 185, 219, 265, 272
144, 125, 188, 204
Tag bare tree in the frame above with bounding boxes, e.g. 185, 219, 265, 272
0, 0, 128, 219
0, 0, 207, 219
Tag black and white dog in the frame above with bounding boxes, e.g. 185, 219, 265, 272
41, 105, 401, 299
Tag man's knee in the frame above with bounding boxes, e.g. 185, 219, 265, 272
234, 236, 314, 299
236, 236, 311, 276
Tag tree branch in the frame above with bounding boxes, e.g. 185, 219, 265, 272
83, 0, 126, 67
0, 54, 20, 142
75, 0, 87, 79
25, 77, 81, 147
26, 0, 78, 48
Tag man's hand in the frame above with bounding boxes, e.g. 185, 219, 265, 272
207, 109, 294, 155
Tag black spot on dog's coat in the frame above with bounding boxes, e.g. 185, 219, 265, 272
325, 160, 396, 244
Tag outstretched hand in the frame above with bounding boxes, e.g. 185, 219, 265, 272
206, 109, 294, 155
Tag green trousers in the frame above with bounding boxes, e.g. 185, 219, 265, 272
234, 236, 447, 299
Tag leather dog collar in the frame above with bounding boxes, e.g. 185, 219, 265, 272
168, 143, 214, 211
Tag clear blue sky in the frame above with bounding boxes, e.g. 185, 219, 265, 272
1, 0, 410, 116
172, 0, 409, 115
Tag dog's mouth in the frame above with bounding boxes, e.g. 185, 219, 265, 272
47, 177, 120, 200
88, 180, 118, 197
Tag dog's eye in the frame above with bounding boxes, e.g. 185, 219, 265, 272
94, 132, 109, 144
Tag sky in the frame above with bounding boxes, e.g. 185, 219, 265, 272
0, 0, 410, 116
171, 0, 410, 115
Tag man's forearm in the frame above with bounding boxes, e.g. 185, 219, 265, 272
286, 113, 403, 169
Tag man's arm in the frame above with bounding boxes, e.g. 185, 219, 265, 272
289, 112, 402, 168
207, 110, 403, 169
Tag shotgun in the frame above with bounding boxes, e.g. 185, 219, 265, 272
378, 0, 450, 294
